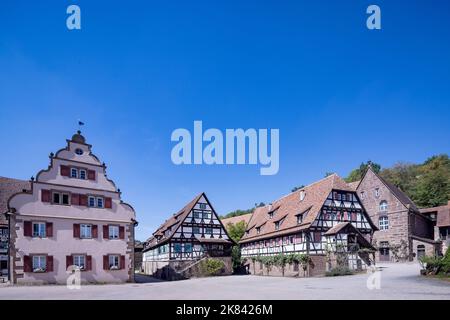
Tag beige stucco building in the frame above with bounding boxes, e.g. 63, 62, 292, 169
5, 131, 137, 284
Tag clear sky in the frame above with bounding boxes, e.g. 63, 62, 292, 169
1, 1, 449, 240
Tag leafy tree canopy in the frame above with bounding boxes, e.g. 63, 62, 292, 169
345, 161, 381, 183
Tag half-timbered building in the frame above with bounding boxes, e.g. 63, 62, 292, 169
240, 174, 378, 275
142, 193, 234, 279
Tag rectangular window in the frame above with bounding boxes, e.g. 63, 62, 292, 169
379, 216, 389, 231
192, 226, 200, 234
79, 169, 86, 180
360, 191, 365, 199
80, 224, 92, 239
53, 192, 60, 204
109, 255, 120, 269
275, 222, 280, 230
32, 222, 46, 238
184, 243, 192, 253
109, 225, 119, 239
32, 255, 46, 272
202, 212, 210, 220
199, 203, 207, 209
96, 197, 104, 208
70, 168, 78, 178
297, 214, 303, 224
62, 193, 70, 205
193, 211, 201, 219
256, 227, 261, 234
88, 196, 96, 207
204, 227, 213, 235
73, 255, 86, 270
174, 243, 182, 253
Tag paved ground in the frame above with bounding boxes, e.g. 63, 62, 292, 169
0, 263, 448, 300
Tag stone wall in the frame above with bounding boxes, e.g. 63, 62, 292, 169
357, 169, 412, 261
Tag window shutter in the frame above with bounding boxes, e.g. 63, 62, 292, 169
92, 225, 98, 238
66, 255, 73, 269
41, 189, 51, 202
103, 255, 109, 270
105, 197, 112, 209
119, 226, 125, 239
87, 170, 96, 180
47, 256, 54, 272
23, 255, 32, 272
120, 255, 125, 270
24, 221, 32, 237
103, 225, 109, 239
46, 222, 53, 237
73, 224, 80, 238
79, 195, 88, 206
71, 193, 80, 206
60, 165, 70, 177
86, 255, 92, 271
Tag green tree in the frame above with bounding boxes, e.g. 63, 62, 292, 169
225, 221, 247, 271
412, 155, 450, 207
345, 161, 381, 183
291, 185, 305, 192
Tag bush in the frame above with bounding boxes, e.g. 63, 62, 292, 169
201, 258, 225, 276
325, 266, 354, 277
419, 248, 450, 276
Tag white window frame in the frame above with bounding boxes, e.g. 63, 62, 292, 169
79, 169, 87, 180
70, 168, 78, 178
53, 192, 70, 205
32, 255, 46, 272
379, 216, 389, 231
109, 225, 119, 239
109, 255, 120, 270
88, 196, 96, 207
73, 254, 86, 270
379, 201, 388, 212
96, 197, 104, 208
32, 222, 46, 238
80, 224, 92, 239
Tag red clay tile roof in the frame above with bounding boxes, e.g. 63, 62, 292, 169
324, 222, 353, 235
0, 176, 31, 224
347, 181, 360, 191
221, 213, 252, 227
145, 193, 204, 248
240, 174, 355, 244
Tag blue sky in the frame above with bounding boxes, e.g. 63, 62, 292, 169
1, 1, 449, 240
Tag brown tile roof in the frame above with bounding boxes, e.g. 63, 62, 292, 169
145, 193, 204, 249
0, 176, 31, 224
420, 201, 450, 227
347, 181, 360, 191
324, 222, 352, 235
221, 213, 252, 227
240, 174, 356, 244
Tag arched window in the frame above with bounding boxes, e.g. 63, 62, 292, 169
379, 216, 389, 230
379, 201, 388, 212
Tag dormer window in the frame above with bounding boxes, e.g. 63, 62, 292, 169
256, 227, 261, 234
274, 221, 280, 230
300, 191, 306, 201
297, 214, 303, 225
360, 191, 365, 200
268, 212, 274, 219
